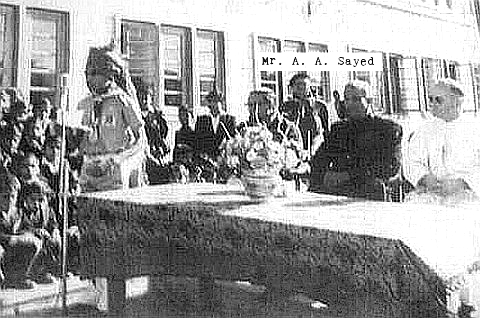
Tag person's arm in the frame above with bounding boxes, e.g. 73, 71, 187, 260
403, 129, 431, 189
445, 125, 481, 196
119, 94, 144, 143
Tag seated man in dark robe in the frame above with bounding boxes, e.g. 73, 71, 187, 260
194, 91, 237, 182
194, 91, 237, 158
309, 81, 404, 201
171, 106, 197, 183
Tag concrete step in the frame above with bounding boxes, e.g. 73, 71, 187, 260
0, 276, 97, 317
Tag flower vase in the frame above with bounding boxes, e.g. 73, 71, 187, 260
240, 169, 283, 200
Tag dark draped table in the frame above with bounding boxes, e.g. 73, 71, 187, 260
76, 183, 479, 317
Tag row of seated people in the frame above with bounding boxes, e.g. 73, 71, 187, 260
312, 78, 479, 203
163, 74, 330, 184
163, 74, 479, 203
0, 89, 82, 289
140, 74, 401, 198
162, 73, 403, 202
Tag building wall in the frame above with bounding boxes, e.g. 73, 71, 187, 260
1, 0, 479, 134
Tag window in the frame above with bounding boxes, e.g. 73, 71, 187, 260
255, 35, 331, 106
352, 49, 422, 114
121, 20, 159, 106
161, 25, 191, 108
197, 30, 224, 107
442, 60, 459, 80
390, 55, 422, 113
283, 40, 305, 97
26, 9, 68, 107
351, 48, 386, 114
308, 43, 330, 102
258, 37, 282, 105
120, 22, 225, 111
0, 4, 17, 88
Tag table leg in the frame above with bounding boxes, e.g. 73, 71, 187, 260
199, 275, 216, 311
107, 276, 126, 317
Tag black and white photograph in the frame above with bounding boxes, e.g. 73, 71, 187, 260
0, 0, 480, 317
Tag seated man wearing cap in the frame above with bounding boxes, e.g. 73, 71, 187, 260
309, 81, 403, 201
404, 79, 480, 203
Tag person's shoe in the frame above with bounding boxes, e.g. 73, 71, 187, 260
4, 278, 37, 290
33, 273, 57, 284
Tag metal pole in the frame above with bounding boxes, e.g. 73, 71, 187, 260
61, 159, 69, 314
58, 74, 69, 316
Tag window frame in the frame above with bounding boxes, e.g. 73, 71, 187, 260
121, 19, 161, 108
195, 28, 225, 109
351, 47, 425, 115
253, 34, 331, 106
24, 8, 69, 107
0, 3, 18, 88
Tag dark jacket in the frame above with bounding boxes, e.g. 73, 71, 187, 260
194, 114, 237, 157
0, 171, 21, 234
144, 111, 169, 160
16, 179, 58, 235
309, 115, 403, 200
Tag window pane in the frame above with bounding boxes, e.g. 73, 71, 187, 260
161, 25, 191, 107
197, 30, 224, 107
259, 38, 278, 53
352, 48, 386, 113
0, 4, 16, 87
27, 9, 68, 107
30, 18, 56, 71
122, 20, 159, 106
308, 43, 330, 102
284, 40, 304, 52
397, 57, 421, 112
423, 58, 443, 89
258, 37, 281, 106
284, 40, 305, 98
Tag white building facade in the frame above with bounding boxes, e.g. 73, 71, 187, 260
0, 0, 479, 145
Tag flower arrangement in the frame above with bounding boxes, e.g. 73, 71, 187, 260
221, 125, 286, 175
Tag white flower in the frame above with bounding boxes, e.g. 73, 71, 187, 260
246, 149, 258, 162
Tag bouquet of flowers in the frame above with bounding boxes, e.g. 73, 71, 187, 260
221, 125, 286, 176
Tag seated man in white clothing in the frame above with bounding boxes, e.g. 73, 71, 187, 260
404, 79, 480, 202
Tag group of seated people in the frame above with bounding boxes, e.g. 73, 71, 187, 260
0, 88, 82, 289
158, 73, 479, 203
1, 70, 478, 289
158, 73, 331, 185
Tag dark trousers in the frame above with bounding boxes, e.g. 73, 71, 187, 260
0, 232, 43, 282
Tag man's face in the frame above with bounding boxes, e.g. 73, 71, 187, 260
249, 94, 275, 124
9, 133, 21, 154
428, 84, 462, 122
87, 73, 109, 95
208, 101, 222, 117
45, 143, 61, 163
31, 121, 45, 142
34, 107, 51, 122
24, 192, 48, 213
1, 91, 10, 112
179, 110, 192, 127
344, 86, 366, 118
291, 78, 310, 99
19, 155, 40, 181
